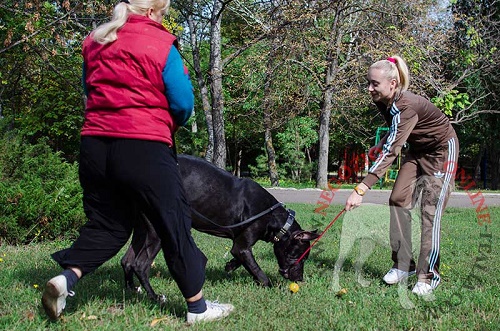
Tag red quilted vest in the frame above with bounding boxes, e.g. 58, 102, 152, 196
81, 14, 178, 145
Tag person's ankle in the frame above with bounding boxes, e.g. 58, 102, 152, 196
61, 269, 79, 292
187, 297, 207, 314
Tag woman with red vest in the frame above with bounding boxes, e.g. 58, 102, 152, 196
42, 0, 233, 324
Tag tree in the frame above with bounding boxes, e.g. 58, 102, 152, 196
207, 0, 229, 169
0, 0, 112, 160
450, 0, 500, 188
177, 0, 235, 168
1, 0, 498, 188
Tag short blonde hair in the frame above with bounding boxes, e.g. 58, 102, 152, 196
92, 0, 170, 44
369, 55, 410, 93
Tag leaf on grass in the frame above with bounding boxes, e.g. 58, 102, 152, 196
80, 312, 98, 320
107, 303, 124, 314
25, 311, 35, 321
150, 317, 169, 327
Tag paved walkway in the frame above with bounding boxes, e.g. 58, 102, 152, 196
266, 187, 500, 208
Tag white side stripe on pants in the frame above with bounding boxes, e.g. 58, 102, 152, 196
429, 137, 457, 289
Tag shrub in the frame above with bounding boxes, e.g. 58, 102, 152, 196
0, 131, 85, 245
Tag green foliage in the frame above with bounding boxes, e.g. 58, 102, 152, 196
175, 127, 207, 157
162, 8, 184, 36
248, 152, 271, 179
0, 0, 498, 189
276, 117, 318, 181
450, 0, 500, 188
0, 0, 112, 161
431, 90, 471, 117
0, 130, 85, 245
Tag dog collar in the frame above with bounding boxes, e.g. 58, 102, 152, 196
273, 209, 295, 242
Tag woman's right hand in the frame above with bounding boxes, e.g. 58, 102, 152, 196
345, 190, 363, 211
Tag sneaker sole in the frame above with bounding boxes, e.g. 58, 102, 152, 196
187, 314, 229, 325
42, 282, 62, 320
186, 306, 234, 325
384, 270, 416, 285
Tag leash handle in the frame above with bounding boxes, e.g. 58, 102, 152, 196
294, 208, 346, 265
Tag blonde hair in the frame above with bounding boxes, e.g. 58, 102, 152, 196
92, 0, 170, 44
370, 55, 410, 93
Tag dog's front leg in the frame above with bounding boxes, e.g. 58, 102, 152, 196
225, 258, 242, 273
331, 229, 356, 292
354, 238, 376, 287
232, 247, 272, 287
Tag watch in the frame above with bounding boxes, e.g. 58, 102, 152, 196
354, 185, 366, 196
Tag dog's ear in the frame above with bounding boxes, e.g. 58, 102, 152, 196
292, 230, 320, 242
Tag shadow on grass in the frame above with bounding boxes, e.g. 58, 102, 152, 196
14, 254, 272, 322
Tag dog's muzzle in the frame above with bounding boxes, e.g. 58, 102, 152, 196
279, 262, 303, 281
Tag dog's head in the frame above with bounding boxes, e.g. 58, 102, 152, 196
274, 230, 320, 281
411, 175, 451, 209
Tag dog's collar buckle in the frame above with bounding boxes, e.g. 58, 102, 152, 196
273, 209, 295, 242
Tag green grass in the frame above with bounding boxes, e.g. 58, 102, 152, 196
0, 204, 498, 330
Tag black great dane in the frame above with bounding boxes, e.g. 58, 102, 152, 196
121, 154, 319, 301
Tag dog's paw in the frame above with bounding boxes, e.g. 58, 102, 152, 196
397, 282, 416, 309
399, 295, 416, 310
157, 294, 167, 305
331, 283, 342, 292
224, 260, 241, 273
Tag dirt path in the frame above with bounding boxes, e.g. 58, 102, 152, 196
266, 188, 500, 208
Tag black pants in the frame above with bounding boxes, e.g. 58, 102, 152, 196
52, 137, 206, 298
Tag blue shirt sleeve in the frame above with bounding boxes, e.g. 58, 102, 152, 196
163, 46, 194, 126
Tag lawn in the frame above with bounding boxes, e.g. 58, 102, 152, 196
0, 204, 498, 330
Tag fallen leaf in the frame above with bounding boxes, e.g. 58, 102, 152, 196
26, 311, 35, 321
150, 317, 169, 327
107, 303, 124, 314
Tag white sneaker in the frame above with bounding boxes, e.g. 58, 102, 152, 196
383, 268, 416, 285
42, 275, 75, 320
412, 281, 433, 296
186, 300, 234, 325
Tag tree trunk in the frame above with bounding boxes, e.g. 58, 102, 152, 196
188, 11, 213, 161
317, 91, 332, 188
263, 71, 279, 186
265, 123, 279, 186
209, 0, 226, 169
235, 149, 242, 177
488, 147, 499, 190
316, 7, 342, 189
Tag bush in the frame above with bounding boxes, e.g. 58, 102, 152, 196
0, 131, 85, 245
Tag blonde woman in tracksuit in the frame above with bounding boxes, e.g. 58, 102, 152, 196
345, 55, 459, 296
